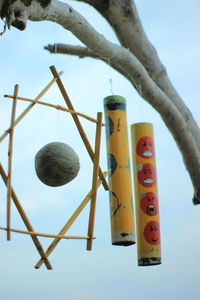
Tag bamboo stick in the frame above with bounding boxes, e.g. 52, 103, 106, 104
0, 71, 63, 144
50, 65, 109, 191
7, 84, 18, 240
0, 227, 94, 240
35, 171, 108, 269
4, 95, 102, 124
0, 162, 53, 270
86, 112, 102, 250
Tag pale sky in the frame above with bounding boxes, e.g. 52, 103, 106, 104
0, 1, 200, 300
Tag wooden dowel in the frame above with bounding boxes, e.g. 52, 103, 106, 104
0, 162, 53, 270
50, 65, 109, 191
0, 227, 94, 240
86, 112, 102, 250
7, 84, 18, 240
35, 171, 108, 269
4, 95, 102, 124
0, 71, 63, 144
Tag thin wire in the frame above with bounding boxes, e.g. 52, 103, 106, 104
90, 55, 114, 95
107, 58, 114, 95
54, 16, 60, 141
56, 108, 61, 141
109, 78, 113, 95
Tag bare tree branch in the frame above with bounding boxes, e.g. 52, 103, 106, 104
70, 0, 200, 151
4, 0, 200, 203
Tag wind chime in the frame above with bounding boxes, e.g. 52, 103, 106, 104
104, 95, 135, 246
0, 65, 161, 269
131, 123, 161, 266
103, 95, 161, 266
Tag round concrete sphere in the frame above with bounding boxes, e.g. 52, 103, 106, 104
35, 142, 80, 187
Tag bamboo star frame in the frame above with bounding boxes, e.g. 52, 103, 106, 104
1, 65, 108, 270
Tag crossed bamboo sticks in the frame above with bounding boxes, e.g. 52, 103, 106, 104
0, 66, 108, 269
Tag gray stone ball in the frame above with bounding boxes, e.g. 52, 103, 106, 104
35, 142, 80, 187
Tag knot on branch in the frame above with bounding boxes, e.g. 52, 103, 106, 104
0, 0, 31, 32
193, 186, 200, 205
44, 44, 55, 53
0, 0, 51, 34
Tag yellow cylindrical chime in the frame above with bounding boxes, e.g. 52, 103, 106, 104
131, 123, 161, 266
104, 95, 135, 246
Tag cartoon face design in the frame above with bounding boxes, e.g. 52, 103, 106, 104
136, 136, 155, 159
144, 221, 160, 245
137, 163, 157, 187
140, 192, 159, 216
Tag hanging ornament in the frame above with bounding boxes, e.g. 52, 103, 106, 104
104, 95, 135, 246
35, 142, 80, 187
131, 123, 161, 266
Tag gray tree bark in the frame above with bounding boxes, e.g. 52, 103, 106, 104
1, 0, 200, 204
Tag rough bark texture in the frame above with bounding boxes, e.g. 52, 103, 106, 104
1, 0, 200, 204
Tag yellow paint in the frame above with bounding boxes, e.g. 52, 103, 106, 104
131, 123, 161, 265
104, 96, 135, 246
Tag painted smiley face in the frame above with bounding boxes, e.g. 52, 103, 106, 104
140, 192, 159, 216
144, 221, 160, 245
136, 136, 155, 159
137, 163, 157, 187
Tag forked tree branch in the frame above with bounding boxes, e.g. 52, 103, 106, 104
2, 0, 200, 203
70, 0, 200, 150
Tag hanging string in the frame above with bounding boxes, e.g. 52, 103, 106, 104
56, 107, 61, 141
107, 57, 114, 95
109, 78, 113, 95
87, 55, 114, 95
53, 16, 61, 141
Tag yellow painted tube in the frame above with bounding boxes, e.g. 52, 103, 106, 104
104, 95, 135, 246
131, 123, 161, 265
